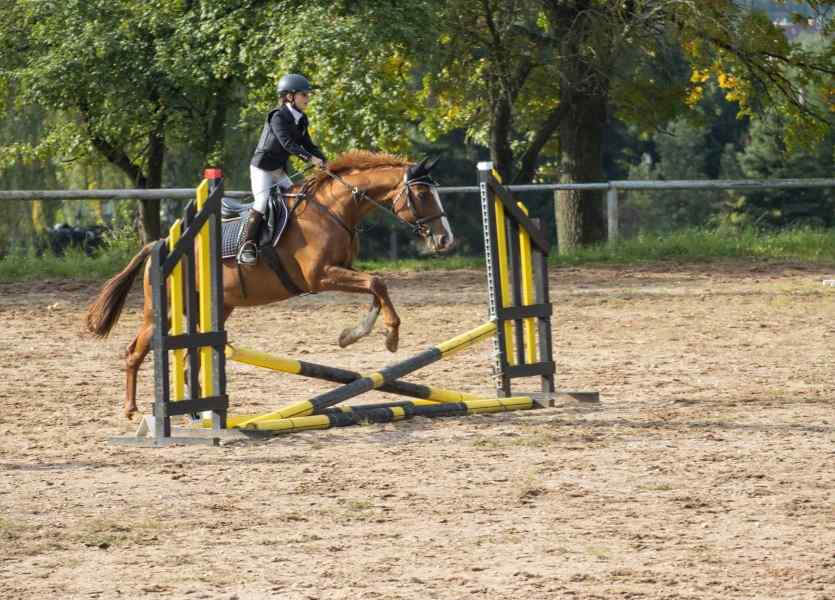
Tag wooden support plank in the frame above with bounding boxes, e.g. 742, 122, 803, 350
487, 179, 549, 253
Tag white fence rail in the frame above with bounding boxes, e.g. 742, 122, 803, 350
2, 178, 833, 242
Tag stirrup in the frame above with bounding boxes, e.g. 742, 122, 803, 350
236, 241, 258, 265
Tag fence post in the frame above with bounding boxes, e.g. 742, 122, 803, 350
607, 185, 619, 244
389, 230, 398, 261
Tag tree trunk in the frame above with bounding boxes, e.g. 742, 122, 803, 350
556, 93, 608, 253
489, 92, 514, 182
205, 84, 228, 167
138, 128, 165, 243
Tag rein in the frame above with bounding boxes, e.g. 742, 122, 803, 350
291, 174, 355, 239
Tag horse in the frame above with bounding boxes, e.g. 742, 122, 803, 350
84, 151, 454, 419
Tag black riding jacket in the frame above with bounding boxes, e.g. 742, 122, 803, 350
250, 104, 326, 171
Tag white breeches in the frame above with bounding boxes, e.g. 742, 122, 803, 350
249, 165, 293, 214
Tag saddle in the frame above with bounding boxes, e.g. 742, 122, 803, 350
220, 190, 304, 295
220, 192, 289, 258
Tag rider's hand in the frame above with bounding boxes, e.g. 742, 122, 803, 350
310, 156, 326, 169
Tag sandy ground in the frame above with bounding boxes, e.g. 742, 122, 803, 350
1, 262, 834, 600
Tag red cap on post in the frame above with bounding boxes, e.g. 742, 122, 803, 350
204, 168, 223, 179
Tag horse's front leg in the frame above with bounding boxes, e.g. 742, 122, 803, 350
338, 298, 381, 349
317, 266, 400, 352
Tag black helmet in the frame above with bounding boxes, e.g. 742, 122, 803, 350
277, 73, 314, 95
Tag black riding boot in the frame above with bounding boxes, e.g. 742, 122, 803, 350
237, 209, 264, 265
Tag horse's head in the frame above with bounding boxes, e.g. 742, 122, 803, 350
390, 157, 456, 254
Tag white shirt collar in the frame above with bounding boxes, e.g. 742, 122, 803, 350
286, 103, 303, 124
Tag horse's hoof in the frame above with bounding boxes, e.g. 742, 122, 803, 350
124, 407, 138, 420
338, 328, 356, 348
385, 329, 399, 353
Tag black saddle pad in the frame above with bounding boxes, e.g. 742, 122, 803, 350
220, 198, 289, 260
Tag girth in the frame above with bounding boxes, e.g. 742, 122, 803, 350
259, 243, 305, 296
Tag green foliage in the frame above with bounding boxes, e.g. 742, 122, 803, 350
0, 226, 141, 281
617, 49, 834, 235
623, 117, 724, 233
680, 2, 834, 151
415, 0, 833, 183
0, 1, 260, 196
728, 109, 835, 227
251, 2, 434, 156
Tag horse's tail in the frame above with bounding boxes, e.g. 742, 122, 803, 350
85, 242, 155, 338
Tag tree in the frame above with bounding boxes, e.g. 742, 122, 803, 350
415, 0, 834, 251
620, 81, 749, 233
731, 109, 835, 227
245, 1, 434, 157
244, 1, 439, 257
622, 28, 834, 232
0, 0, 262, 241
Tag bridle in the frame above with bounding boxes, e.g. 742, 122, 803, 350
391, 174, 447, 237
322, 168, 446, 238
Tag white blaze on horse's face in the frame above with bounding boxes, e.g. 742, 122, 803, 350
404, 182, 455, 254
429, 186, 454, 253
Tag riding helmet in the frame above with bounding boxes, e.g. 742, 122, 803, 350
277, 73, 314, 95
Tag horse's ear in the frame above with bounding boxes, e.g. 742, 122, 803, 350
425, 156, 440, 173
408, 156, 428, 179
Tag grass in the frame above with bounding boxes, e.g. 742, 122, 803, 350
2, 227, 835, 282
0, 515, 167, 558
555, 227, 835, 265
0, 516, 28, 543
355, 254, 484, 272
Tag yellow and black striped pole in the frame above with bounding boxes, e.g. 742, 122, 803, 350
196, 397, 530, 430
237, 321, 497, 427
236, 397, 534, 432
226, 345, 485, 404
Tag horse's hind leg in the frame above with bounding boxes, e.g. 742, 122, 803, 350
125, 311, 153, 419
338, 298, 381, 348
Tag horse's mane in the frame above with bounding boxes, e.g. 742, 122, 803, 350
301, 150, 409, 193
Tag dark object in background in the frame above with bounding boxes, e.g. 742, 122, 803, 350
38, 223, 108, 257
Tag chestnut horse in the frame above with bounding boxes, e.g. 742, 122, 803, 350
85, 151, 454, 418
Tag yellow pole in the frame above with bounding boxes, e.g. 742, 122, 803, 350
517, 202, 537, 363
436, 321, 497, 357
168, 219, 186, 400
245, 414, 336, 432
31, 200, 46, 234
462, 396, 533, 413
224, 345, 303, 374
238, 397, 534, 432
196, 179, 213, 397
491, 170, 515, 365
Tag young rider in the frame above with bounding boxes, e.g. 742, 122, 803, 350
239, 73, 328, 265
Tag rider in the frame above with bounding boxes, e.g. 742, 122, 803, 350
239, 73, 328, 265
